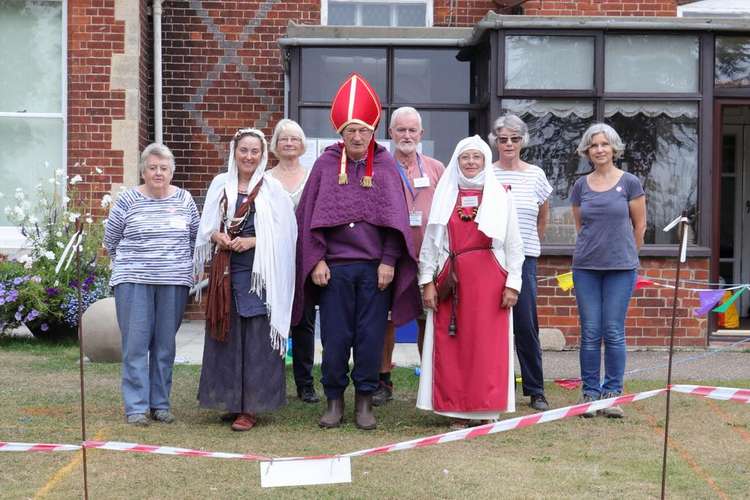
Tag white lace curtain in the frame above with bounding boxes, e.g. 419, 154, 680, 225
504, 100, 698, 119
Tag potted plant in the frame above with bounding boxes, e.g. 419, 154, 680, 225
0, 165, 112, 342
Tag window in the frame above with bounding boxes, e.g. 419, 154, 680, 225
323, 0, 431, 27
715, 36, 750, 88
505, 36, 595, 90
0, 0, 65, 243
605, 35, 699, 93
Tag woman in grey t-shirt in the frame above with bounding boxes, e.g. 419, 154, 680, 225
570, 123, 646, 419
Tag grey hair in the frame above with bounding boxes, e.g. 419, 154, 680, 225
488, 114, 530, 148
269, 119, 306, 158
139, 143, 175, 176
389, 106, 423, 130
576, 123, 626, 159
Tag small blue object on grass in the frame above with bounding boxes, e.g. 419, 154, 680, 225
285, 338, 293, 366
414, 366, 421, 376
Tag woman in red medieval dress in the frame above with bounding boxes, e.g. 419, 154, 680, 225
416, 135, 525, 427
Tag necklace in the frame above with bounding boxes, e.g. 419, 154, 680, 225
456, 206, 478, 222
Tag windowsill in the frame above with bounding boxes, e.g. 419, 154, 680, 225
0, 227, 28, 257
541, 244, 711, 258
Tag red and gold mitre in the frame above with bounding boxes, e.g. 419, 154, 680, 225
330, 73, 381, 133
330, 74, 381, 187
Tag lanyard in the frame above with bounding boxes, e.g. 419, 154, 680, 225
396, 154, 425, 201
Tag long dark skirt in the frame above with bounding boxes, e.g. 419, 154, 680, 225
197, 307, 286, 414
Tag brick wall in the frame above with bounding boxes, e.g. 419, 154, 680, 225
68, 0, 126, 216
161, 0, 320, 208
522, 0, 677, 16
538, 256, 708, 348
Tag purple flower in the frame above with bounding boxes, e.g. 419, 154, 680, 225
7, 291, 18, 302
13, 277, 22, 285
40, 323, 49, 331
46, 287, 60, 297
25, 309, 39, 322
14, 311, 22, 321
69, 279, 80, 289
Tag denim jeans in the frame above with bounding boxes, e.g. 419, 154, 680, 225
572, 268, 636, 397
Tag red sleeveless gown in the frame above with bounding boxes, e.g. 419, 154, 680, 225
432, 189, 511, 412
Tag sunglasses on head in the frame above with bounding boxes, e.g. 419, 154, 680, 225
497, 136, 522, 144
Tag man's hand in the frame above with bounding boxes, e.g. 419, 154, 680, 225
501, 288, 519, 309
422, 282, 438, 311
377, 263, 395, 290
229, 236, 256, 253
311, 260, 331, 287
211, 231, 232, 250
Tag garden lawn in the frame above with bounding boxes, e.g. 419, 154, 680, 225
1, 337, 748, 499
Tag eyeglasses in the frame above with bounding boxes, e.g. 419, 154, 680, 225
278, 136, 302, 143
497, 136, 522, 144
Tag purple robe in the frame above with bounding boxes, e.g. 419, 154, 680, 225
293, 142, 420, 326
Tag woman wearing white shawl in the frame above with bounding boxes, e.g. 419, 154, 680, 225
195, 128, 296, 431
416, 135, 524, 426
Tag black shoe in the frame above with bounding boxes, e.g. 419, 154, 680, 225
529, 394, 550, 412
297, 385, 320, 403
371, 382, 393, 407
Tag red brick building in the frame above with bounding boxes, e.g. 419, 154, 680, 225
4, 1, 750, 346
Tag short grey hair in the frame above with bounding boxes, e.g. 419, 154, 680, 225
269, 119, 306, 158
488, 114, 530, 148
139, 143, 175, 175
389, 106, 423, 130
576, 123, 626, 159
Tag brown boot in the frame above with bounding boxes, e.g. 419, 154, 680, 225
319, 398, 344, 428
355, 392, 377, 430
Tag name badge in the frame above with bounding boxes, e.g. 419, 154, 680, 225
409, 211, 422, 227
169, 218, 187, 230
413, 176, 430, 188
461, 196, 479, 208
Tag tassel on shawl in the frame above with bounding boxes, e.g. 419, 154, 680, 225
338, 145, 349, 185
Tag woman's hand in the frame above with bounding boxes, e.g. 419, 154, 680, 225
229, 236, 256, 253
422, 282, 438, 311
377, 263, 395, 290
501, 288, 519, 309
311, 260, 331, 287
211, 231, 232, 250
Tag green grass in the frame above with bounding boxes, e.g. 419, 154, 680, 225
1, 337, 748, 499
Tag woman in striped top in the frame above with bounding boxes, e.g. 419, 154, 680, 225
490, 114, 553, 413
104, 143, 200, 426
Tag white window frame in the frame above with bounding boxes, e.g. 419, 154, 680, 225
0, 0, 67, 252
321, 0, 433, 27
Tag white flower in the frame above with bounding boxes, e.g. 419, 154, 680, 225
68, 212, 80, 222
95, 167, 102, 174
43, 250, 55, 260
100, 194, 112, 208
63, 196, 71, 205
48, 177, 56, 184
23, 260, 32, 270
13, 206, 25, 219
28, 216, 38, 224
55, 231, 62, 237
102, 218, 108, 226
14, 190, 25, 201
85, 217, 93, 224
70, 174, 83, 185
54, 280, 59, 287
56, 241, 65, 248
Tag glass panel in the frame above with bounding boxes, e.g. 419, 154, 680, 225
299, 107, 386, 140
402, 110, 470, 166
0, 117, 63, 226
719, 261, 733, 285
505, 35, 594, 90
716, 36, 750, 88
328, 3, 356, 25
397, 4, 426, 27
719, 176, 735, 259
501, 99, 594, 244
722, 134, 736, 173
300, 48, 387, 102
605, 35, 699, 93
394, 49, 470, 105
361, 4, 391, 26
0, 1, 62, 113
605, 101, 699, 244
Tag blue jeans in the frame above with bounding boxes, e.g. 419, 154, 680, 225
572, 269, 636, 397
114, 283, 189, 416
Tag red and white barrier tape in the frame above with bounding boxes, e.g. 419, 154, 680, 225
2, 385, 747, 461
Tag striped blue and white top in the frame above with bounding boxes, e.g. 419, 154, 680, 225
104, 187, 200, 287
493, 164, 552, 258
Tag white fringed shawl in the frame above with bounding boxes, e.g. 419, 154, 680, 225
194, 128, 297, 355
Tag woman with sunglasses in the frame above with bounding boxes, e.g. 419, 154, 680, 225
489, 114, 553, 412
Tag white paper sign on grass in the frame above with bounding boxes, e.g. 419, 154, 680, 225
260, 457, 352, 487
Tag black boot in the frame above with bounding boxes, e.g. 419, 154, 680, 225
354, 392, 376, 430
319, 398, 344, 428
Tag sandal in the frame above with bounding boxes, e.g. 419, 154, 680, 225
231, 413, 256, 431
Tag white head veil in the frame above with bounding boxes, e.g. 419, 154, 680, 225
195, 128, 297, 355
425, 135, 510, 250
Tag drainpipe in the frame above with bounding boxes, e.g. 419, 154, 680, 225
153, 0, 163, 143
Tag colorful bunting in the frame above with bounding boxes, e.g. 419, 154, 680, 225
693, 289, 727, 317
712, 286, 748, 314
554, 378, 582, 390
556, 272, 574, 291
635, 276, 654, 289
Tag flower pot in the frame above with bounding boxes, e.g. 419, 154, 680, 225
25, 318, 78, 342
